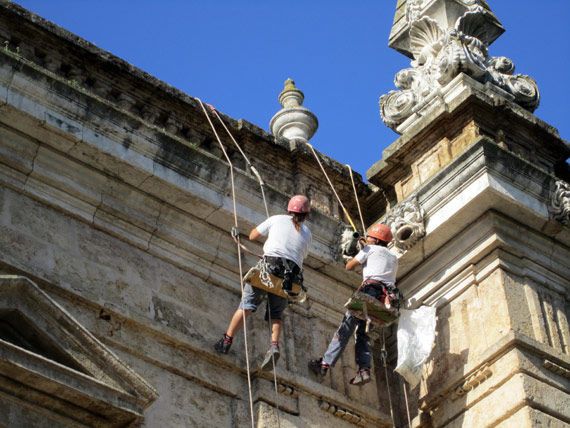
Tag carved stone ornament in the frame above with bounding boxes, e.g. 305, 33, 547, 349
270, 78, 318, 144
549, 179, 570, 226
381, 1, 540, 131
451, 364, 492, 400
384, 197, 426, 251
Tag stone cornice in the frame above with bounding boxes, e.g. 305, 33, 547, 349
0, 3, 370, 216
0, 275, 158, 425
420, 331, 570, 422
391, 139, 570, 286
369, 74, 568, 189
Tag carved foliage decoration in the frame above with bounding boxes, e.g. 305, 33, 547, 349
381, 4, 540, 131
549, 179, 570, 226
406, 0, 490, 23
384, 197, 425, 251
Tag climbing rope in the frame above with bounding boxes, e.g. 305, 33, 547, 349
303, 142, 358, 232
382, 328, 396, 427
346, 164, 367, 234
198, 99, 255, 428
209, 107, 270, 219
402, 379, 412, 427
200, 101, 281, 427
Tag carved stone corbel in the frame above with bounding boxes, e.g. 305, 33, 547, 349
319, 401, 367, 426
451, 364, 492, 400
384, 197, 426, 251
549, 179, 570, 226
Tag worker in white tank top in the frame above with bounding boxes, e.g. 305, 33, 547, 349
214, 195, 312, 372
309, 223, 399, 386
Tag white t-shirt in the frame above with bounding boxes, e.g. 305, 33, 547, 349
354, 245, 398, 286
255, 214, 312, 268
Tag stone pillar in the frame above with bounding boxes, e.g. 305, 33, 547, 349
369, 1, 570, 426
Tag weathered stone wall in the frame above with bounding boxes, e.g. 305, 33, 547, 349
0, 3, 389, 427
1, 2, 569, 427
368, 16, 570, 423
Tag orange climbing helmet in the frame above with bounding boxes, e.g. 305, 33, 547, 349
287, 195, 311, 213
367, 223, 393, 243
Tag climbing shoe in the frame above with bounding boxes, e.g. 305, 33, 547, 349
308, 358, 329, 378
349, 368, 371, 386
214, 334, 233, 354
260, 343, 280, 371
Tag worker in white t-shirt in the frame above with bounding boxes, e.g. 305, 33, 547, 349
214, 195, 312, 371
309, 223, 399, 386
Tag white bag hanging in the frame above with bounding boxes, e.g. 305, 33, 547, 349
395, 306, 437, 388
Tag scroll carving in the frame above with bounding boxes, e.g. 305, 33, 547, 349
549, 180, 570, 226
381, 3, 540, 131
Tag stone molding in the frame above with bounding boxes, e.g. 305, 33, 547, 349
319, 400, 368, 426
0, 14, 367, 222
549, 179, 570, 226
0, 275, 158, 426
420, 332, 570, 424
384, 196, 426, 252
386, 139, 570, 283
451, 364, 493, 400
543, 359, 570, 379
381, 1, 539, 132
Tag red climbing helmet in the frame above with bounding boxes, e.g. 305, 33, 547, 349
367, 223, 393, 243
287, 195, 311, 213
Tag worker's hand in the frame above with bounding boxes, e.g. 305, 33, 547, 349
342, 255, 352, 264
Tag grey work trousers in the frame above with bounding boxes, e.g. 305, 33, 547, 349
322, 311, 371, 369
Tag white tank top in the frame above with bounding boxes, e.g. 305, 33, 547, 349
354, 245, 398, 286
255, 214, 312, 268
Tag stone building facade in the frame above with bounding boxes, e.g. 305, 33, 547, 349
0, 1, 568, 427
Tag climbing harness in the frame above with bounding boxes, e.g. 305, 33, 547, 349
243, 258, 307, 303
346, 164, 367, 234
199, 100, 283, 427
344, 281, 402, 328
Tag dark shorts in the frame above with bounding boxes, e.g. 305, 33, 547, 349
238, 282, 288, 321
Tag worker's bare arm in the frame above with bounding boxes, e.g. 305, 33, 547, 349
249, 227, 262, 241
345, 257, 361, 271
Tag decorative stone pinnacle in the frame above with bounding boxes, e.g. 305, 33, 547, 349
380, 0, 540, 133
270, 79, 318, 144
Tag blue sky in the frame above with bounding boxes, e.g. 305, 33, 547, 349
14, 1, 570, 178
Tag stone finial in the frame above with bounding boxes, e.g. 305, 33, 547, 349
381, 0, 540, 133
270, 79, 318, 144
